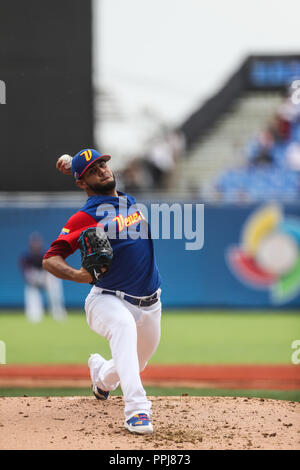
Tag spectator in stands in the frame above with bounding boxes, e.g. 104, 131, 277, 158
214, 84, 300, 203
270, 112, 291, 142
145, 138, 174, 188
19, 232, 67, 323
277, 86, 300, 124
286, 140, 300, 171
120, 157, 152, 193
118, 130, 185, 193
144, 130, 185, 189
247, 129, 274, 167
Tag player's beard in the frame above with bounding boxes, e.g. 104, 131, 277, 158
86, 173, 117, 195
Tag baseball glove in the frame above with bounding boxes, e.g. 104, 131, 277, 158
78, 227, 113, 284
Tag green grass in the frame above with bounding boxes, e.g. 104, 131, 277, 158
0, 310, 299, 364
0, 387, 299, 401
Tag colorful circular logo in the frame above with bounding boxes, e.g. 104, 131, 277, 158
226, 205, 300, 304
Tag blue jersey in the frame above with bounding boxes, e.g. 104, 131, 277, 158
49, 191, 161, 297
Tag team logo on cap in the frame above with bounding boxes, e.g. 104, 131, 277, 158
80, 150, 93, 162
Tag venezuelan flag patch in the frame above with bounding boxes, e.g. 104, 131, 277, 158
60, 227, 70, 235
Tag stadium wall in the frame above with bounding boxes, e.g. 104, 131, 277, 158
0, 203, 300, 309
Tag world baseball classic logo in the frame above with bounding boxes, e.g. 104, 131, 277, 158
226, 204, 300, 304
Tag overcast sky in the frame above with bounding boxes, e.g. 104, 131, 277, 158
93, 0, 300, 127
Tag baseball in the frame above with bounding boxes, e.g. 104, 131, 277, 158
58, 154, 72, 169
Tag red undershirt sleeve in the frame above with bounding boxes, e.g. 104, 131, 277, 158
43, 211, 99, 260
43, 240, 74, 259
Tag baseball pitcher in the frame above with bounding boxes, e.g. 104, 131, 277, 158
43, 149, 162, 434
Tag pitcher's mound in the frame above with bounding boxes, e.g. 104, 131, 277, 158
0, 396, 299, 450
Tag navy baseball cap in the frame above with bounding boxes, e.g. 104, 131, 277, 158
71, 149, 111, 179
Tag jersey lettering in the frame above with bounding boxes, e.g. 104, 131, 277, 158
112, 210, 145, 232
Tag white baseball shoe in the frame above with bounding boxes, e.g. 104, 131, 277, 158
92, 383, 109, 400
124, 413, 153, 434
88, 353, 109, 400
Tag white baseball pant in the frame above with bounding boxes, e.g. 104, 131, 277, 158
24, 271, 67, 322
85, 286, 162, 421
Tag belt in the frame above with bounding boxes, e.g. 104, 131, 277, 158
101, 290, 159, 307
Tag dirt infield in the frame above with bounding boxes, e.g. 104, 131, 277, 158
1, 364, 300, 389
0, 396, 299, 450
